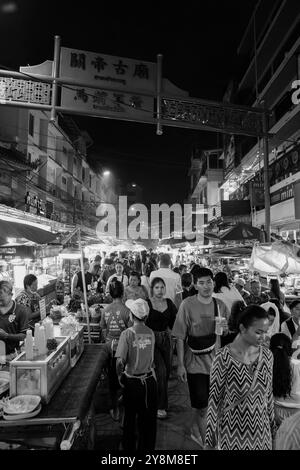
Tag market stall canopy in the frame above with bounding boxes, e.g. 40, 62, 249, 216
210, 245, 253, 258
158, 235, 206, 247
204, 232, 221, 241
219, 223, 264, 242
0, 219, 58, 244
249, 241, 300, 274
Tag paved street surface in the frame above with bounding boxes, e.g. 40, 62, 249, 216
92, 360, 202, 451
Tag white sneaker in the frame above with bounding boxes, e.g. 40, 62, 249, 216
157, 409, 167, 419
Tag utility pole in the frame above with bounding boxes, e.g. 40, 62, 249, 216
262, 106, 271, 242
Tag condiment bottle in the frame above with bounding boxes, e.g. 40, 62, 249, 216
25, 329, 34, 360
34, 323, 41, 356
44, 317, 54, 339
38, 326, 47, 355
0, 340, 6, 364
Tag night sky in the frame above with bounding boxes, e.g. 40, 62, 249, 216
0, 0, 257, 204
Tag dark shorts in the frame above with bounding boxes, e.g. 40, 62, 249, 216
187, 373, 210, 409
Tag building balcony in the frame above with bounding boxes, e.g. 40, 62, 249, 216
237, 1, 300, 92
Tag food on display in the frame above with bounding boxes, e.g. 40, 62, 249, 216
49, 305, 68, 323
3, 395, 41, 415
0, 371, 10, 394
46, 338, 58, 351
0, 397, 9, 418
59, 315, 80, 337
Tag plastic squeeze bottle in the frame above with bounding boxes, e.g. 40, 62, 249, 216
34, 323, 40, 356
38, 326, 47, 355
25, 329, 34, 360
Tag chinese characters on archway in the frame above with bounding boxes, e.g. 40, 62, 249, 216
60, 47, 155, 93
74, 88, 144, 111
60, 47, 156, 121
70, 52, 149, 79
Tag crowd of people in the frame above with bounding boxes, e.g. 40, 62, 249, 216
1, 248, 300, 451
70, 250, 299, 451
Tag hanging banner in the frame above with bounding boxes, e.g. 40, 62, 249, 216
223, 135, 235, 178
60, 47, 157, 93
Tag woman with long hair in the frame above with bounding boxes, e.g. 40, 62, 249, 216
269, 278, 285, 306
146, 277, 177, 419
213, 271, 244, 313
205, 304, 276, 450
221, 300, 246, 347
270, 333, 300, 425
260, 301, 280, 347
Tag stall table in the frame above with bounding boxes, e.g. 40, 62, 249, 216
0, 344, 109, 449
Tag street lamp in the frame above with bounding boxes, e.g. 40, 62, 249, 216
103, 170, 110, 177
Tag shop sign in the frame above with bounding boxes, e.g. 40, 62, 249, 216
39, 298, 46, 320
270, 183, 294, 206
249, 180, 265, 207
60, 47, 156, 93
61, 86, 154, 121
223, 214, 251, 224
0, 77, 51, 104
223, 135, 235, 179
35, 246, 61, 258
269, 143, 300, 186
0, 247, 16, 255
221, 200, 251, 216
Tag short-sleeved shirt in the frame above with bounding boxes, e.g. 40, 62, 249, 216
105, 274, 129, 294
0, 301, 29, 354
15, 290, 41, 317
146, 298, 177, 332
101, 268, 116, 284
171, 296, 229, 375
149, 268, 182, 303
115, 323, 155, 375
100, 302, 131, 343
124, 286, 148, 301
281, 317, 298, 342
246, 292, 270, 305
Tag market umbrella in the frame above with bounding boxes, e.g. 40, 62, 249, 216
0, 219, 58, 244
219, 223, 264, 242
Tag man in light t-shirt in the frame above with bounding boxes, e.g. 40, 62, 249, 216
149, 253, 182, 308
172, 267, 229, 447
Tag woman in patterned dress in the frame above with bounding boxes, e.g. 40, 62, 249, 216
205, 304, 277, 450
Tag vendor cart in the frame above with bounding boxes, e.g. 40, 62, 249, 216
0, 344, 109, 449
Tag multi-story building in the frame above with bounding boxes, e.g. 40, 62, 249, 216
188, 146, 223, 228
219, 0, 300, 242
0, 106, 118, 230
